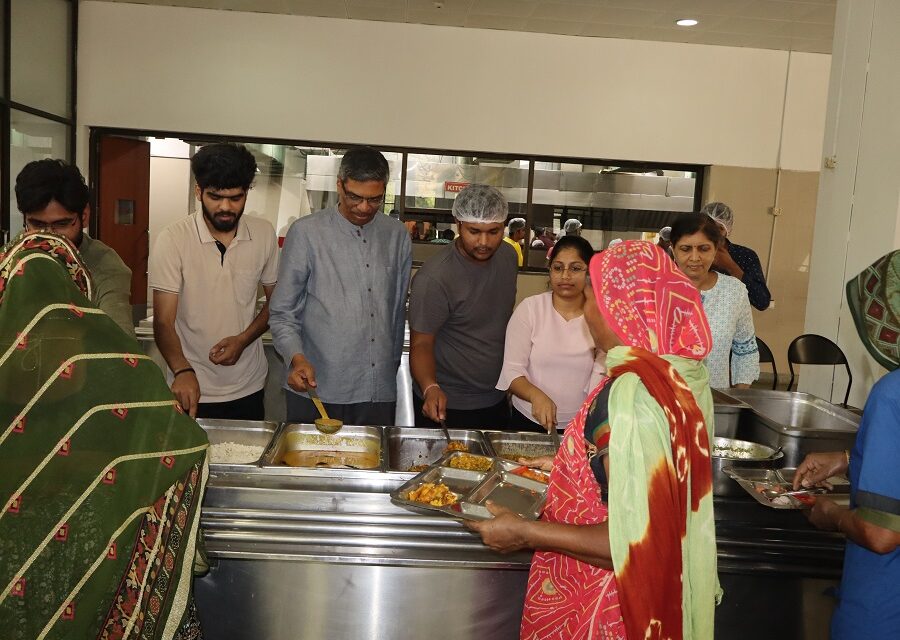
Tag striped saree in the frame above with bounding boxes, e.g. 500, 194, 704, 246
0, 233, 209, 639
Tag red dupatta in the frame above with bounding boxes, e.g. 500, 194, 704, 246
520, 241, 714, 640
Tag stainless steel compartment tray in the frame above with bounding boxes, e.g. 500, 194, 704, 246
391, 452, 548, 521
483, 431, 558, 462
197, 419, 280, 467
724, 467, 847, 510
260, 423, 385, 471
385, 427, 490, 472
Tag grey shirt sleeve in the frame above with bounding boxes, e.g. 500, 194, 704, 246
408, 272, 450, 335
269, 223, 310, 364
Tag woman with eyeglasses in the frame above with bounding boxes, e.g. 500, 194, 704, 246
496, 235, 605, 433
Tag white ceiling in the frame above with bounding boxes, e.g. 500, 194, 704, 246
97, 0, 837, 54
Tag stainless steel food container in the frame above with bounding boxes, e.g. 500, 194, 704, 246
722, 389, 859, 467
259, 423, 387, 473
196, 419, 280, 470
712, 389, 750, 438
483, 431, 559, 461
385, 427, 490, 473
712, 436, 784, 496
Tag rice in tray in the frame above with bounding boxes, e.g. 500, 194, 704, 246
209, 442, 265, 464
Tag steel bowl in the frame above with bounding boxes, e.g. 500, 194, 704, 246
712, 436, 783, 496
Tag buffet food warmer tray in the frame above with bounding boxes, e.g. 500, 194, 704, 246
391, 451, 548, 521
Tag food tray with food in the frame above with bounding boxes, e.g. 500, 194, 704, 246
261, 424, 384, 470
390, 452, 549, 521
197, 419, 280, 467
385, 427, 491, 473
483, 431, 559, 463
724, 467, 845, 510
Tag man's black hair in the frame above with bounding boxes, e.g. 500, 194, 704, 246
15, 159, 90, 214
337, 147, 390, 185
191, 143, 257, 191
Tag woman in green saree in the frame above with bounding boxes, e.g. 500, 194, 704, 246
0, 232, 208, 639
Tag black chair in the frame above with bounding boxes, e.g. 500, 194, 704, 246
787, 334, 852, 407
756, 337, 778, 390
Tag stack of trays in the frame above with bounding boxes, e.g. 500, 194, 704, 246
391, 451, 549, 521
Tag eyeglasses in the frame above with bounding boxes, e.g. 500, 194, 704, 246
341, 183, 386, 207
25, 217, 79, 233
550, 263, 587, 275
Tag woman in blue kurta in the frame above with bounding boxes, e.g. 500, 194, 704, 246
794, 249, 900, 639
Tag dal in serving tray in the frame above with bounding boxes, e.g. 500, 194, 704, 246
391, 452, 548, 521
725, 467, 849, 510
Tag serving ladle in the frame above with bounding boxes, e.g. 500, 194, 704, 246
308, 385, 343, 434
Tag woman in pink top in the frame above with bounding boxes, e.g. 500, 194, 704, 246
497, 236, 605, 432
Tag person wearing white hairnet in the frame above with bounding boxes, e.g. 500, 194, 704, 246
504, 217, 527, 267
701, 201, 771, 311
409, 184, 518, 428
563, 218, 582, 236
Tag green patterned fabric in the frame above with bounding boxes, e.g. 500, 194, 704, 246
0, 233, 209, 639
846, 250, 900, 371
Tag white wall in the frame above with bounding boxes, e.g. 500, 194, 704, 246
803, 0, 900, 407
77, 1, 830, 172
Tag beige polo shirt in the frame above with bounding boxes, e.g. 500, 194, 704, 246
149, 212, 278, 403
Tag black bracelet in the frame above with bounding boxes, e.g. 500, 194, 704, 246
173, 367, 195, 378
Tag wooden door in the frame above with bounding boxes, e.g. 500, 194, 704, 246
97, 136, 151, 305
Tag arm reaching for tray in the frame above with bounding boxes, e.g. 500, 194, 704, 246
465, 502, 612, 569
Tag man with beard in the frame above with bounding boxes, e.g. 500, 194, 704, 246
269, 147, 411, 425
149, 143, 278, 419
409, 184, 518, 428
16, 159, 135, 337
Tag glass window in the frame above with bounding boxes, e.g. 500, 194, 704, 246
11, 0, 72, 117
403, 154, 529, 263
532, 163, 697, 252
9, 110, 70, 234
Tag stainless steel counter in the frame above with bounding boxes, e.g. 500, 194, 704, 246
192, 422, 846, 640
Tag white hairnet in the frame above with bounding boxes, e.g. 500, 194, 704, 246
563, 218, 582, 233
659, 226, 672, 242
608, 238, 624, 248
452, 184, 508, 224
700, 202, 734, 235
508, 217, 526, 233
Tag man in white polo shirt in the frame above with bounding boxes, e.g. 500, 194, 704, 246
149, 143, 278, 419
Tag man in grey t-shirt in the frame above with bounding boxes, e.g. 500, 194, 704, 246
409, 184, 518, 429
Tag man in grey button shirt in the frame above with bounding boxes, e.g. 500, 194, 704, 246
269, 147, 411, 425
409, 184, 518, 429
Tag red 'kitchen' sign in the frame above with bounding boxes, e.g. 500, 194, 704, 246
444, 181, 470, 193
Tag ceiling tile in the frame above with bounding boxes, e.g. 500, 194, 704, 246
786, 20, 834, 40
407, 7, 467, 26
473, 0, 536, 18
531, 2, 598, 22
652, 12, 729, 30
592, 6, 662, 27
791, 3, 836, 23
465, 13, 529, 30
580, 22, 640, 39
408, 0, 470, 11
283, 0, 350, 18
523, 17, 586, 36
733, 0, 795, 21
713, 15, 791, 37
348, 1, 406, 21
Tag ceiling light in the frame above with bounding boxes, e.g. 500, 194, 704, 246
676, 18, 698, 27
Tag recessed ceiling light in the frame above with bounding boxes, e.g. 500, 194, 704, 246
676, 18, 699, 27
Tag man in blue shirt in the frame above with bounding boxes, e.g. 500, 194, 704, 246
794, 249, 900, 639
269, 147, 411, 425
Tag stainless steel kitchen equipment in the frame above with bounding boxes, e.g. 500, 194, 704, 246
712, 436, 784, 497
386, 427, 491, 472
722, 389, 860, 467
197, 419, 280, 468
191, 420, 845, 640
392, 453, 548, 521
711, 388, 750, 438
483, 431, 558, 461
261, 423, 384, 470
